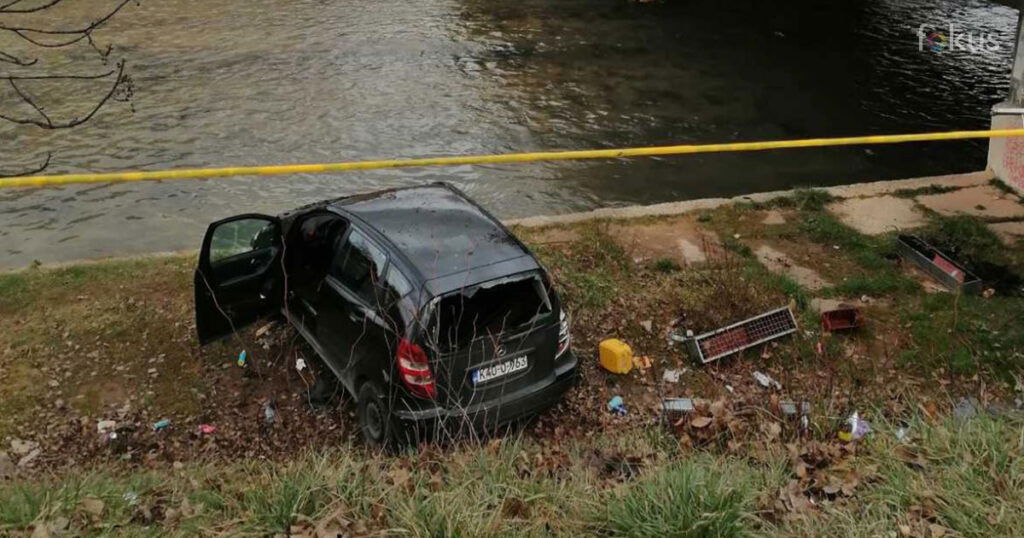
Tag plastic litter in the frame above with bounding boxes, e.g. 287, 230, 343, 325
753, 371, 782, 389
295, 358, 307, 372
263, 400, 277, 425
607, 395, 627, 415
662, 398, 695, 413
599, 339, 633, 374
663, 368, 684, 383
153, 419, 171, 431
838, 412, 871, 441
96, 420, 117, 435
236, 350, 247, 367
198, 424, 217, 435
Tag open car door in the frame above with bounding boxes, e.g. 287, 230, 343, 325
194, 214, 283, 345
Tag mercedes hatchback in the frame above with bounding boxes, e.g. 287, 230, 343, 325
194, 183, 577, 446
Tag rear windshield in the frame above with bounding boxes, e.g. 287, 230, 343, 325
428, 273, 552, 353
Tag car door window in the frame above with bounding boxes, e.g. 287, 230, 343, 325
330, 228, 387, 305
209, 218, 276, 265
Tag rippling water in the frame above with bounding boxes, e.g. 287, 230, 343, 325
0, 0, 1019, 267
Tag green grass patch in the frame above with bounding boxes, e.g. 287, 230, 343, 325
898, 293, 1024, 380
891, 184, 961, 198
597, 456, 765, 537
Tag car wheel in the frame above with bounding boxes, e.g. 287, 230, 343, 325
357, 381, 395, 448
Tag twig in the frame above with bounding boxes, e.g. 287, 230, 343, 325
0, 151, 50, 177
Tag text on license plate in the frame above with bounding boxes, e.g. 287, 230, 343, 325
472, 356, 528, 385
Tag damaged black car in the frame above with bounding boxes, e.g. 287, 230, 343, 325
193, 183, 577, 446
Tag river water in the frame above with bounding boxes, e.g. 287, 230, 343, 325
0, 0, 1019, 268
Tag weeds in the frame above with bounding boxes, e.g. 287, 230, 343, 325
598, 457, 761, 538
891, 184, 961, 198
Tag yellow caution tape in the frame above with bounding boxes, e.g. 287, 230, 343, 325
3, 128, 1023, 190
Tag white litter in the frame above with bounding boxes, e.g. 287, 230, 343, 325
753, 371, 782, 390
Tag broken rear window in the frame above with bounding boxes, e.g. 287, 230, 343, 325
429, 273, 551, 353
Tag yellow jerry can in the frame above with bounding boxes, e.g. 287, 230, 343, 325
599, 339, 633, 374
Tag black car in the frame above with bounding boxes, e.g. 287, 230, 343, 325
194, 182, 577, 446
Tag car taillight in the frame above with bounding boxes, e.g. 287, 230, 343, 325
556, 309, 571, 358
396, 338, 436, 399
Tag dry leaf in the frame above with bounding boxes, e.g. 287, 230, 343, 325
691, 416, 713, 429
80, 497, 105, 517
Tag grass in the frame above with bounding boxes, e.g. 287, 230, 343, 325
891, 184, 962, 198
898, 293, 1024, 381
3, 415, 1022, 536
599, 456, 766, 537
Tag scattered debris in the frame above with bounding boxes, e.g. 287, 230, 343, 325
153, 419, 171, 431
895, 425, 910, 442
599, 339, 633, 374
779, 400, 811, 430
263, 400, 278, 425
896, 235, 982, 294
838, 412, 871, 442
953, 397, 981, 420
607, 396, 627, 415
686, 307, 797, 364
820, 305, 864, 332
662, 368, 684, 383
779, 401, 811, 417
662, 398, 695, 414
198, 424, 217, 435
295, 358, 307, 372
122, 492, 139, 506
96, 420, 117, 435
254, 322, 274, 338
634, 355, 652, 371
753, 371, 782, 390
236, 350, 248, 367
639, 319, 653, 333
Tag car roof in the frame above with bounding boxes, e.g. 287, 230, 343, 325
329, 183, 537, 286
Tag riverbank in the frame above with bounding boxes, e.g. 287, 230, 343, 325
2, 176, 1024, 536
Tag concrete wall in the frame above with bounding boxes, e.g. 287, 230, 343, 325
988, 5, 1024, 194
989, 109, 1024, 193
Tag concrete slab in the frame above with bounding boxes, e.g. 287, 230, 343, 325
988, 221, 1024, 245
828, 196, 927, 235
916, 185, 1024, 219
508, 171, 991, 229
754, 245, 830, 291
608, 217, 722, 265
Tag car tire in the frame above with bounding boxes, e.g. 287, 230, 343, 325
357, 381, 399, 449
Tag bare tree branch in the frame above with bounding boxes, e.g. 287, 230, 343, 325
0, 0, 137, 175
0, 0, 65, 14
0, 59, 124, 129
0, 49, 36, 65
0, 151, 50, 177
6, 75, 52, 126
0, 0, 132, 34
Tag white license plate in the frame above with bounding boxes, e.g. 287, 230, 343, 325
472, 356, 528, 385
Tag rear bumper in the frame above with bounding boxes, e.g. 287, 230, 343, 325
393, 351, 578, 432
